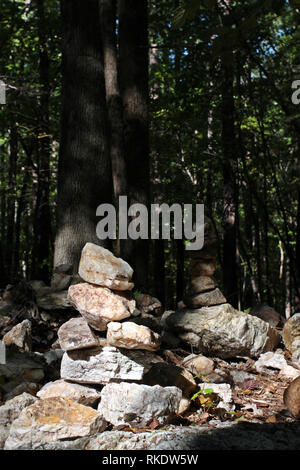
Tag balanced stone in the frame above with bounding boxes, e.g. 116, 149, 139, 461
190, 276, 217, 295
4, 397, 107, 450
78, 243, 134, 291
189, 261, 216, 277
37, 379, 101, 406
106, 322, 161, 351
60, 346, 160, 384
98, 382, 182, 426
58, 317, 99, 351
283, 376, 300, 418
185, 288, 226, 308
68, 283, 135, 331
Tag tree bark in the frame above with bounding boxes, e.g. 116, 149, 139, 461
54, 0, 113, 272
118, 0, 150, 290
31, 0, 52, 282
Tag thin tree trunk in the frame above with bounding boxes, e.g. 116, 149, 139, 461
118, 0, 150, 290
6, 118, 17, 281
54, 0, 113, 272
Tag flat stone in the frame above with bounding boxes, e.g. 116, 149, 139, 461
189, 261, 216, 277
60, 346, 162, 384
36, 289, 72, 310
190, 276, 217, 294
98, 382, 182, 426
4, 397, 107, 450
3, 320, 32, 351
185, 288, 226, 308
106, 322, 161, 351
78, 243, 134, 291
283, 376, 300, 418
142, 363, 196, 397
166, 304, 280, 358
282, 313, 300, 360
68, 283, 135, 331
58, 317, 99, 351
37, 380, 101, 406
182, 354, 215, 376
135, 293, 162, 316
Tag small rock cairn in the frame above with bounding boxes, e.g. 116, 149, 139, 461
184, 217, 227, 309
39, 242, 184, 428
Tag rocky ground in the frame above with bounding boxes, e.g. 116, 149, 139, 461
1, 228, 300, 451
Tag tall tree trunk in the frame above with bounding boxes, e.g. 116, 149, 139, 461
118, 0, 150, 290
221, 61, 239, 307
99, 0, 127, 257
54, 0, 113, 272
31, 0, 52, 282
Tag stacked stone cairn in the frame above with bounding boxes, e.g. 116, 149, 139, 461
164, 217, 281, 359
33, 243, 185, 434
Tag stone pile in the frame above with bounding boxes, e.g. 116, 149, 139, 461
18, 243, 183, 449
165, 217, 281, 358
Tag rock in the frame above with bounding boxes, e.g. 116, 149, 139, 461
3, 382, 39, 401
185, 288, 226, 308
229, 370, 257, 387
43, 349, 64, 365
61, 346, 162, 384
189, 261, 216, 277
182, 354, 214, 376
106, 322, 161, 351
53, 264, 73, 275
160, 310, 175, 328
142, 363, 196, 397
283, 376, 300, 418
0, 392, 38, 449
128, 314, 162, 333
189, 276, 217, 295
198, 383, 234, 411
58, 317, 100, 351
0, 351, 45, 392
283, 313, 300, 360
51, 272, 72, 292
78, 243, 134, 291
68, 283, 135, 331
36, 289, 72, 310
161, 330, 181, 348
279, 365, 300, 380
166, 303, 281, 358
4, 397, 107, 450
37, 380, 101, 406
249, 305, 282, 327
3, 320, 32, 351
255, 351, 287, 374
98, 382, 182, 426
178, 398, 191, 414
135, 293, 162, 316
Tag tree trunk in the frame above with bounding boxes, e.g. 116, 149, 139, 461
118, 0, 150, 290
54, 0, 113, 272
32, 0, 52, 282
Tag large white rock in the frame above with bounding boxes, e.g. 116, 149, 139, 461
166, 303, 280, 358
68, 283, 135, 331
98, 382, 182, 426
60, 346, 162, 384
4, 397, 107, 450
37, 380, 101, 406
106, 322, 161, 351
78, 243, 134, 291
